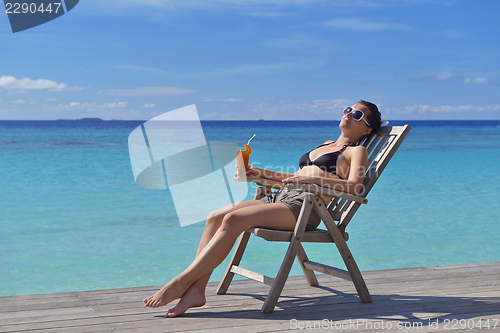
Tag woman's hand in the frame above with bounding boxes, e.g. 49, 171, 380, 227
234, 165, 261, 178
281, 175, 316, 184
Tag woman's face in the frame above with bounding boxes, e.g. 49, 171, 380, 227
339, 103, 372, 137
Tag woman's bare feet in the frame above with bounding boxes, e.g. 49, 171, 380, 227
143, 280, 188, 308
166, 285, 206, 318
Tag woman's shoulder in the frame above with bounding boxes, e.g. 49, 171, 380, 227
345, 144, 368, 156
347, 144, 367, 151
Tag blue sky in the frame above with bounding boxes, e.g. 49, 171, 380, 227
1, 0, 499, 120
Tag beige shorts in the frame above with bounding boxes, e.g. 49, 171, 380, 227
260, 189, 322, 231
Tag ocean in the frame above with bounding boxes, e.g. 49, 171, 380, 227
1, 119, 499, 297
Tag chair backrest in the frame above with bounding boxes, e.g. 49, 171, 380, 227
328, 125, 411, 231
362, 125, 411, 196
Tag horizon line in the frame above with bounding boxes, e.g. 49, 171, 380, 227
1, 119, 500, 122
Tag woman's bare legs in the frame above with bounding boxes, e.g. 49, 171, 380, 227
143, 200, 284, 316
143, 201, 297, 313
164, 200, 262, 317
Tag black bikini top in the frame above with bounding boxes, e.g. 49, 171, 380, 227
298, 142, 355, 178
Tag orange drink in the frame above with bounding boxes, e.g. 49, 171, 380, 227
235, 135, 255, 181
236, 143, 251, 170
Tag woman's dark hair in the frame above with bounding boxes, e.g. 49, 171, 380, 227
357, 100, 382, 142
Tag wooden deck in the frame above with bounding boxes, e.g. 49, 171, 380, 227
1, 262, 499, 332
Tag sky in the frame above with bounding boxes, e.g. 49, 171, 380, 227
0, 0, 499, 121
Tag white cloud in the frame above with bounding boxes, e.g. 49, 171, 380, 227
114, 64, 173, 75
11, 99, 26, 104
116, 62, 296, 79
98, 87, 196, 96
309, 99, 351, 108
432, 71, 455, 81
323, 18, 413, 32
249, 98, 351, 119
144, 103, 156, 107
0, 75, 80, 92
47, 98, 57, 102
53, 101, 128, 111
464, 76, 489, 84
210, 63, 295, 76
386, 104, 500, 115
265, 34, 341, 53
438, 29, 469, 39
199, 98, 354, 120
205, 97, 244, 102
87, 0, 335, 10
413, 70, 458, 82
87, 0, 441, 11
413, 71, 491, 84
103, 102, 128, 108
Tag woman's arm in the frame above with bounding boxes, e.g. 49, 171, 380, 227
281, 146, 369, 195
244, 165, 295, 182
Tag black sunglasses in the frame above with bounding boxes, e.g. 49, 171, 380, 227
342, 107, 371, 127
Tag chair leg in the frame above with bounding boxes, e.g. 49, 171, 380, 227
296, 244, 319, 286
217, 187, 269, 295
313, 197, 372, 304
334, 234, 372, 303
261, 195, 313, 313
216, 231, 251, 295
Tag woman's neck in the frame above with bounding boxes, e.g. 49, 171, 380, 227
335, 133, 361, 146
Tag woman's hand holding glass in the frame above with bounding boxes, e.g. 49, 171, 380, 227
234, 165, 262, 179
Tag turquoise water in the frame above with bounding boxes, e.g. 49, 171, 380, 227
1, 120, 499, 296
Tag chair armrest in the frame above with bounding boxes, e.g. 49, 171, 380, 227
239, 175, 367, 204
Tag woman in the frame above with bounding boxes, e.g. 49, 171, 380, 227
144, 100, 382, 317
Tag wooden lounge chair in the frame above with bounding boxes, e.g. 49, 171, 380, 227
216, 125, 412, 313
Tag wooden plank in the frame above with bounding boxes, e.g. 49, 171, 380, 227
5, 286, 498, 327
8, 261, 490, 313
1, 262, 499, 333
365, 134, 383, 155
229, 266, 274, 286
93, 289, 500, 333
364, 124, 411, 194
251, 228, 336, 242
303, 260, 352, 281
368, 135, 389, 165
4, 262, 497, 315
2, 282, 496, 330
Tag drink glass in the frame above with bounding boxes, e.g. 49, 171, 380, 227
235, 144, 251, 179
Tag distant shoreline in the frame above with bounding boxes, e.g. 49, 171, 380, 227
56, 117, 105, 122
1, 119, 500, 125
1, 119, 500, 122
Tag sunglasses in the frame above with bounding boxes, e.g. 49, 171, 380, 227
342, 107, 371, 127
